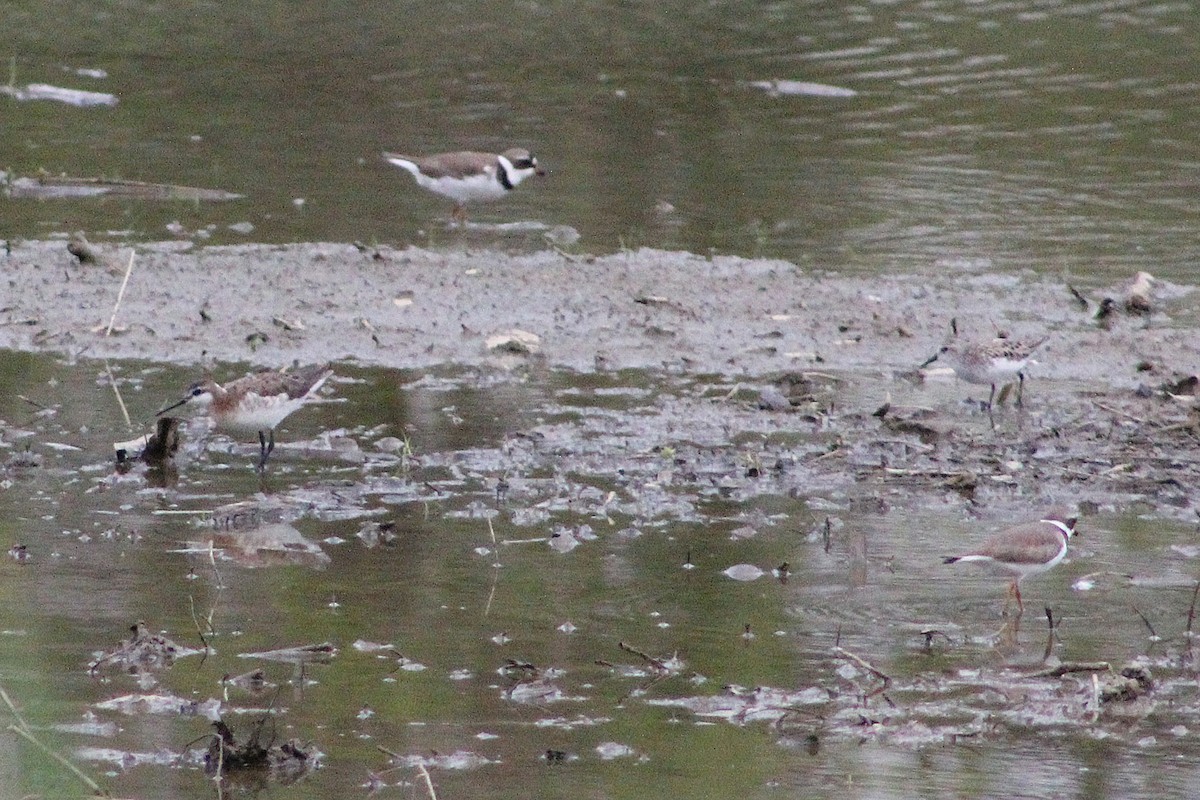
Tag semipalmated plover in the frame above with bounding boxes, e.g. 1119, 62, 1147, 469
158, 363, 332, 470
382, 148, 545, 222
943, 512, 1078, 613
921, 335, 1047, 410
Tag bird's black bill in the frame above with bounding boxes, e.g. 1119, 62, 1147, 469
919, 352, 939, 368
156, 397, 189, 416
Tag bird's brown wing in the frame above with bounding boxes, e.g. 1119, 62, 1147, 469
412, 152, 496, 179
281, 364, 332, 399
227, 364, 330, 400
975, 524, 1063, 565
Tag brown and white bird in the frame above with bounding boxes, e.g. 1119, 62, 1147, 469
1123, 271, 1155, 315
158, 364, 332, 470
382, 148, 545, 223
943, 512, 1078, 613
921, 335, 1048, 410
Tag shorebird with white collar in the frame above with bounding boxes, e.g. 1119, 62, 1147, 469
382, 147, 545, 223
943, 511, 1078, 614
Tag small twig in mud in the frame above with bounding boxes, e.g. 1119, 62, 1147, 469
212, 724, 225, 780
618, 641, 667, 672
375, 743, 403, 763
1042, 608, 1057, 662
105, 250, 136, 336
483, 516, 501, 617
486, 516, 499, 559
1067, 284, 1090, 311
812, 446, 844, 463
16, 394, 48, 410
548, 243, 581, 263
1187, 581, 1200, 639
833, 646, 891, 699
483, 565, 500, 619
416, 763, 439, 800
823, 516, 832, 554
104, 359, 132, 428
177, 730, 217, 767
188, 594, 215, 657
1029, 661, 1111, 678
1, 685, 105, 795
1132, 606, 1158, 639
208, 538, 224, 590
1092, 401, 1150, 426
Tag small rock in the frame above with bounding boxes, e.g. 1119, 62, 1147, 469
486, 329, 541, 355
758, 386, 791, 411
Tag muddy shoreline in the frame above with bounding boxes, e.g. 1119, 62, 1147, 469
5, 238, 1200, 520
2, 239, 1195, 379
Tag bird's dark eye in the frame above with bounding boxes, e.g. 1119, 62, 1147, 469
512, 157, 535, 169
190, 386, 205, 397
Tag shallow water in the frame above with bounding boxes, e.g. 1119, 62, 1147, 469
5, 0, 1200, 280
2, 350, 1200, 798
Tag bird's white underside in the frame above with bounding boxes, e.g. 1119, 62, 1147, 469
215, 394, 311, 435
386, 158, 510, 204
955, 356, 1036, 385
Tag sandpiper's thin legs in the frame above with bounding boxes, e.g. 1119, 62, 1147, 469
1017, 372, 1026, 407
257, 431, 272, 471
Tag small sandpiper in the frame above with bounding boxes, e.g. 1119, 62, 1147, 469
157, 364, 332, 470
943, 512, 1078, 614
921, 335, 1047, 410
382, 148, 545, 223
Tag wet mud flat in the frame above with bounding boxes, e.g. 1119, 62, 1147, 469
4, 240, 1200, 795
2, 237, 1199, 518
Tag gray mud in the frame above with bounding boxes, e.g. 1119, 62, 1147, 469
5, 239, 1200, 519
2, 239, 1194, 379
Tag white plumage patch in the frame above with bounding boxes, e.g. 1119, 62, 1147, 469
215, 392, 310, 436
385, 157, 509, 205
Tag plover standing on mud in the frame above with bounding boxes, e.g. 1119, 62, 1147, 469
943, 512, 1078, 614
921, 336, 1047, 410
158, 364, 333, 470
382, 148, 545, 223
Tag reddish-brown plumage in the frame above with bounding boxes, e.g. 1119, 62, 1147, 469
158, 363, 332, 470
